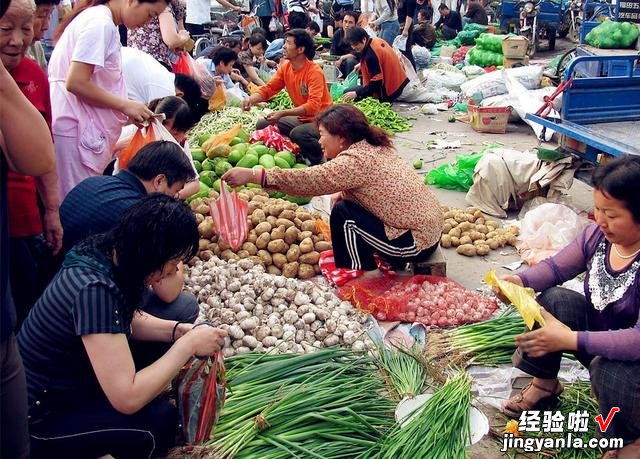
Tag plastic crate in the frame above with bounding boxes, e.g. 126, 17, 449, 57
468, 104, 512, 133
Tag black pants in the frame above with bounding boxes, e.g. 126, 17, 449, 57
29, 394, 178, 459
1, 335, 30, 459
399, 26, 416, 70
256, 117, 324, 165
442, 25, 458, 40
513, 287, 640, 442
185, 22, 206, 37
259, 16, 277, 41
330, 200, 438, 270
339, 56, 359, 78
288, 11, 308, 30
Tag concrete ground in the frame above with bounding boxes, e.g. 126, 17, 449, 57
387, 41, 592, 458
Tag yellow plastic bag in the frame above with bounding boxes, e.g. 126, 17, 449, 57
247, 82, 262, 95
208, 81, 226, 111
484, 270, 546, 329
201, 124, 243, 157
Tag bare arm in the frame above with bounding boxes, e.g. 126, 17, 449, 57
177, 180, 201, 199
66, 61, 153, 123
245, 65, 266, 86
35, 171, 63, 255
130, 310, 185, 342
0, 61, 54, 175
215, 0, 241, 10
82, 325, 227, 414
150, 262, 185, 303
159, 9, 190, 49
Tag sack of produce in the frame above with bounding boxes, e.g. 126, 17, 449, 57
209, 181, 249, 251
339, 274, 497, 326
457, 29, 481, 46
585, 20, 639, 49
467, 46, 504, 67
460, 64, 543, 100
176, 352, 226, 444
475, 33, 507, 53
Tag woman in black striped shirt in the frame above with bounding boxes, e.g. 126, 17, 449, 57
18, 194, 227, 459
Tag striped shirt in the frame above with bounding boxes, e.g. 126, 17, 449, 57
17, 244, 130, 407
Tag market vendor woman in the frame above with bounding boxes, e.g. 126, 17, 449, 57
224, 104, 444, 271
17, 194, 227, 458
500, 157, 640, 458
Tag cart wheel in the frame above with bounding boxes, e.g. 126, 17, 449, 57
556, 47, 577, 81
527, 36, 537, 57
547, 26, 556, 51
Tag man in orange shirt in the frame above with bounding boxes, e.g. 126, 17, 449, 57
241, 29, 332, 165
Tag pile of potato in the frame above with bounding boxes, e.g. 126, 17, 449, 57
439, 206, 519, 257
190, 189, 331, 279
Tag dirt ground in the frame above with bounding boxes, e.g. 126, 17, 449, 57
389, 40, 592, 458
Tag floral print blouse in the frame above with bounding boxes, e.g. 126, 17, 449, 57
127, 0, 186, 67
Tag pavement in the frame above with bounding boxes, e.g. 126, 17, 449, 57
388, 39, 593, 458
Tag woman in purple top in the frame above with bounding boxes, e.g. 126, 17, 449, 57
501, 156, 640, 458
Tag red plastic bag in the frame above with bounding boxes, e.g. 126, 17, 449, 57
177, 352, 226, 445
338, 275, 498, 327
119, 123, 156, 170
318, 250, 364, 287
250, 125, 300, 154
173, 51, 195, 76
209, 181, 249, 250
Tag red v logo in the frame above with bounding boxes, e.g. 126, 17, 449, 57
595, 407, 620, 433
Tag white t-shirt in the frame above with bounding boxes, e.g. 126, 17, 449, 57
186, 0, 211, 25
121, 47, 176, 103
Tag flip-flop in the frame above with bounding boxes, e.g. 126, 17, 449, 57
502, 380, 563, 419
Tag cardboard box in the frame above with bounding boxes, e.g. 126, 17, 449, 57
468, 102, 512, 134
502, 36, 529, 58
440, 45, 457, 58
503, 56, 530, 68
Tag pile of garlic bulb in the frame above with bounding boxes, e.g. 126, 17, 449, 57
185, 257, 373, 357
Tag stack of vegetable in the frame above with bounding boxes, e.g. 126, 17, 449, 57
439, 206, 519, 257
206, 348, 396, 458
426, 308, 524, 367
374, 345, 427, 400
585, 20, 639, 49
268, 90, 294, 111
187, 106, 268, 146
186, 257, 370, 356
191, 190, 330, 278
468, 33, 507, 67
344, 97, 412, 133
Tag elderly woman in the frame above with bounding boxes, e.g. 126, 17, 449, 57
224, 104, 443, 271
18, 194, 227, 458
499, 156, 640, 459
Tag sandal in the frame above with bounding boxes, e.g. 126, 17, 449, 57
502, 380, 563, 418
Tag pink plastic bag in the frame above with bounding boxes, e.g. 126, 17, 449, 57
209, 181, 249, 250
250, 125, 300, 154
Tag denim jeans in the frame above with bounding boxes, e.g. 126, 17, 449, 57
378, 20, 400, 45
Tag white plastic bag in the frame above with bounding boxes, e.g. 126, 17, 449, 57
392, 35, 407, 52
504, 71, 557, 141
421, 69, 467, 90
460, 65, 544, 100
225, 85, 248, 107
516, 202, 590, 265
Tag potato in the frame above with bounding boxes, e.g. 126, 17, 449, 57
251, 209, 266, 226
473, 210, 483, 219
257, 249, 273, 266
199, 250, 214, 261
496, 235, 507, 247
443, 210, 457, 219
241, 242, 258, 255
248, 202, 260, 214
275, 218, 294, 229
441, 205, 450, 212
284, 226, 300, 245
476, 245, 490, 256
485, 231, 497, 240
466, 213, 477, 223
299, 251, 320, 265
221, 249, 240, 261
195, 204, 210, 216
286, 244, 301, 262
451, 236, 461, 247
459, 235, 472, 246
454, 212, 468, 223
449, 227, 462, 238
279, 209, 296, 221
237, 250, 251, 259
295, 211, 313, 221
267, 239, 288, 254
445, 218, 458, 228
458, 221, 474, 232
469, 231, 485, 241
315, 241, 332, 252
298, 230, 313, 242
252, 195, 269, 203
507, 226, 520, 236
247, 230, 258, 244
475, 225, 489, 234
442, 223, 453, 234
266, 265, 282, 275
298, 263, 316, 279
272, 253, 288, 269
475, 217, 486, 226
440, 234, 452, 248
456, 244, 477, 257
271, 225, 286, 240
189, 198, 204, 211
486, 220, 499, 229
301, 220, 316, 233
299, 238, 314, 254
314, 264, 322, 274
487, 238, 499, 250
198, 239, 209, 251
254, 221, 272, 236
465, 207, 479, 214
282, 261, 299, 278
266, 215, 277, 226
293, 217, 304, 229
195, 213, 205, 225
507, 234, 518, 246
256, 232, 271, 249
267, 205, 284, 217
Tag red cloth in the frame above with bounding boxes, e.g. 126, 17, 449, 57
7, 57, 52, 238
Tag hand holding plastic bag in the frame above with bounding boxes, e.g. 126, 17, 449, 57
484, 270, 545, 329
209, 181, 249, 251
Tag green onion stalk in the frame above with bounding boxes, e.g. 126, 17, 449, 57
187, 106, 268, 146
426, 308, 525, 368
374, 344, 428, 400
208, 348, 396, 459
364, 370, 472, 459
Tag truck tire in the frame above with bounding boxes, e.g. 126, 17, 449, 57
559, 13, 570, 38
547, 26, 557, 51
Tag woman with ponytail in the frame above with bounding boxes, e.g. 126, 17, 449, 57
223, 104, 444, 272
49, 0, 168, 200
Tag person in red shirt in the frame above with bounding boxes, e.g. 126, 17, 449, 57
241, 29, 332, 165
1, 0, 62, 328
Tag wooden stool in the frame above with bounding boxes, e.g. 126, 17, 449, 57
410, 245, 447, 277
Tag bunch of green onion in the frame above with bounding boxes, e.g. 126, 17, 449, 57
427, 308, 525, 367
374, 345, 428, 400
208, 348, 396, 459
364, 371, 472, 459
187, 106, 267, 146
